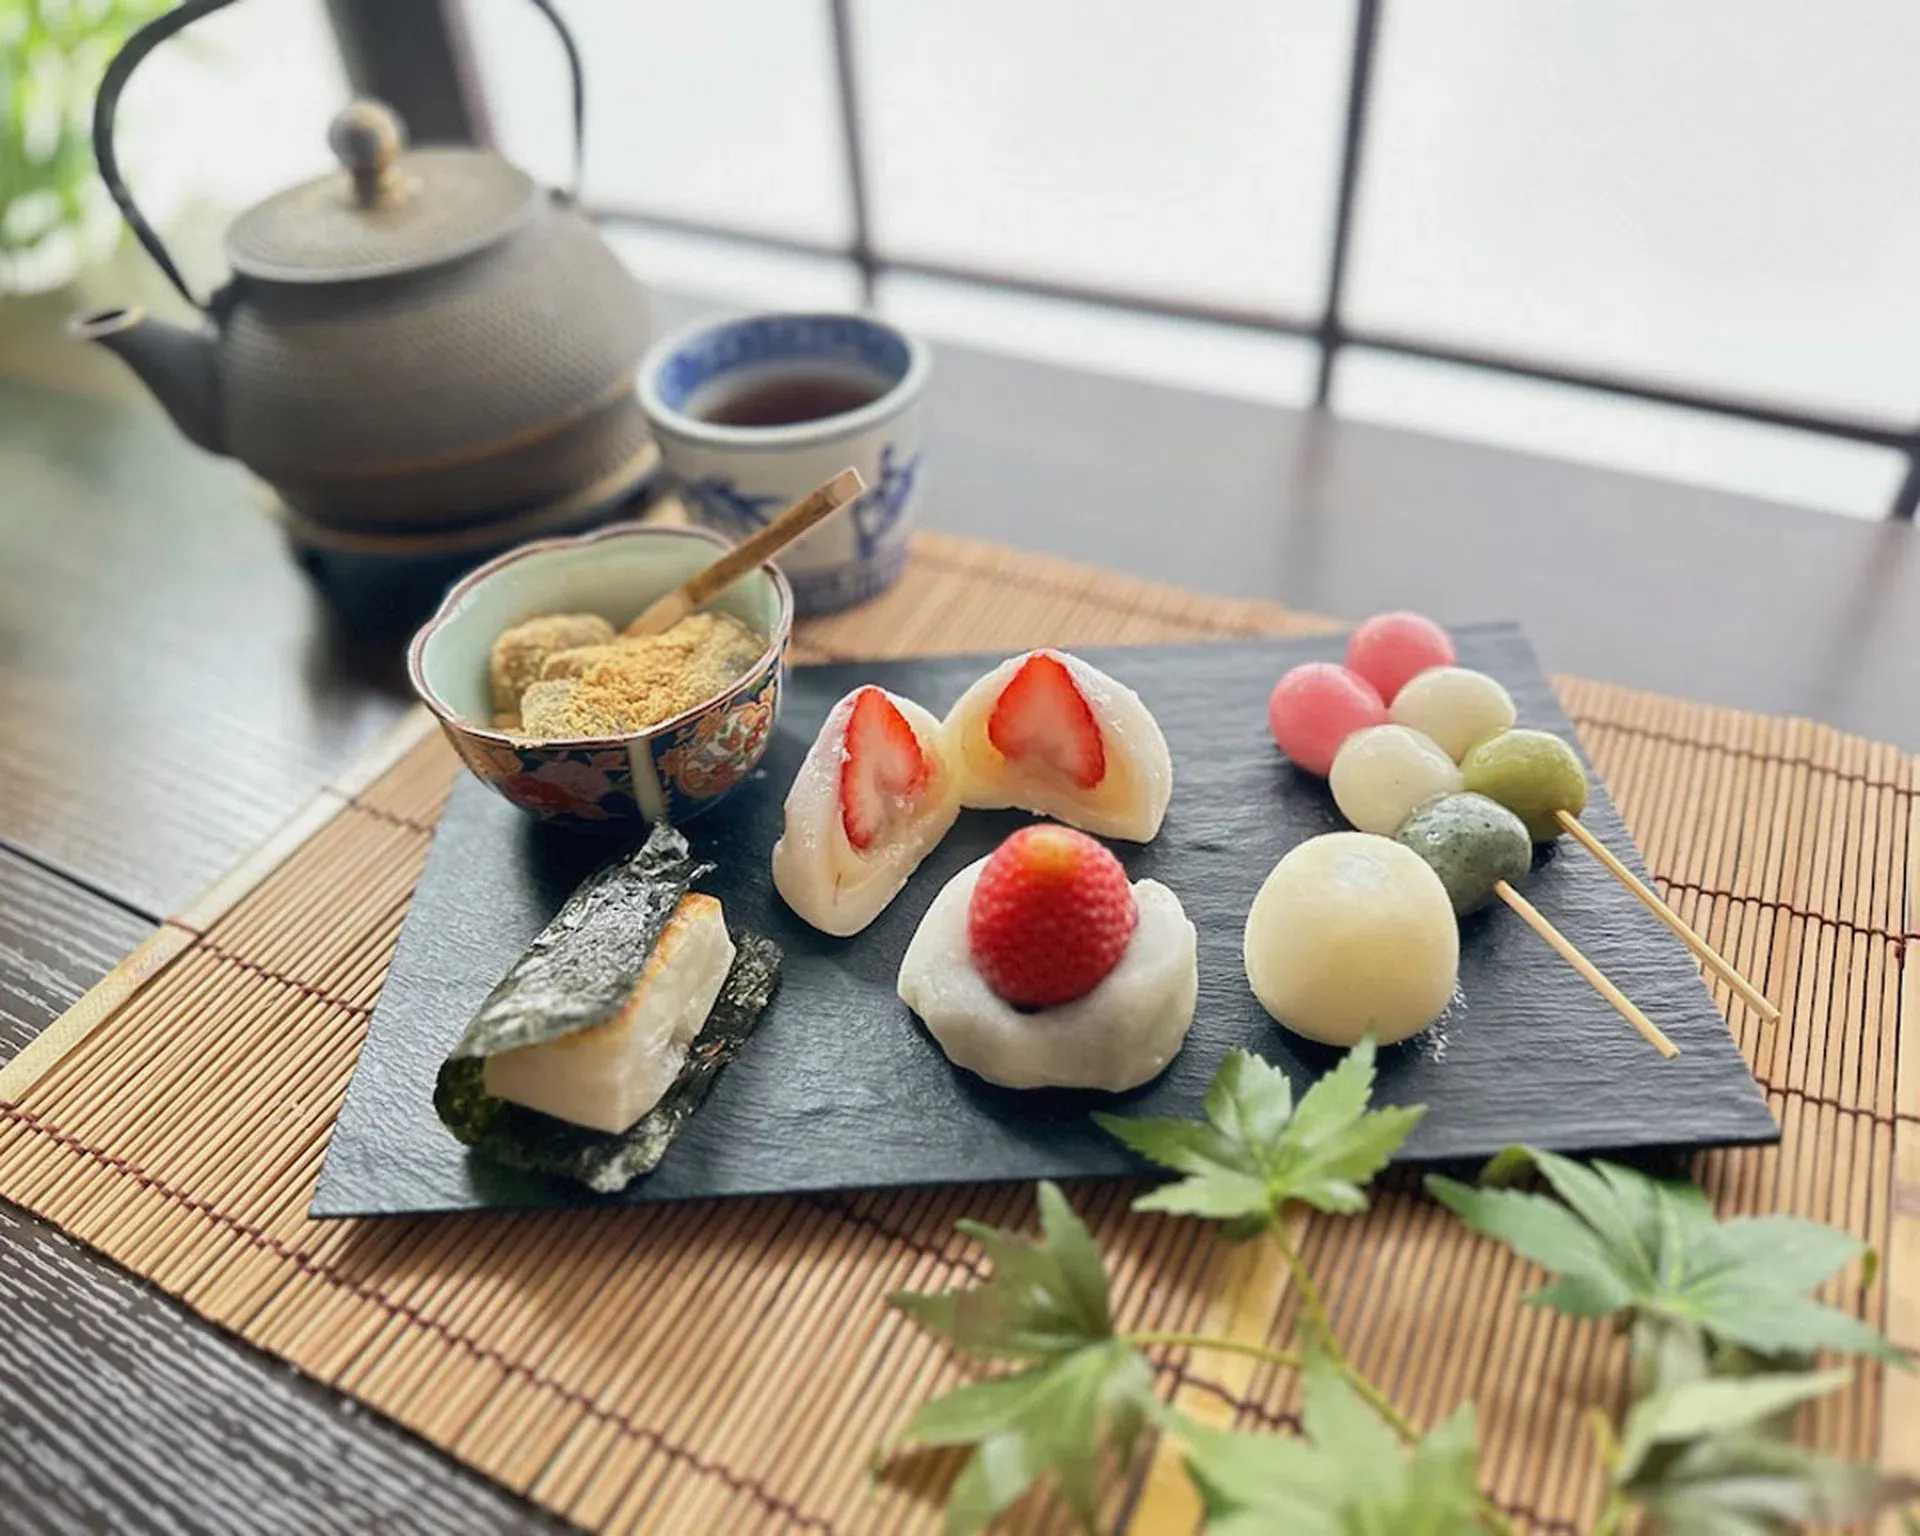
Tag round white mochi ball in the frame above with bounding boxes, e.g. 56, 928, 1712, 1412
1328, 724, 1461, 836
1243, 832, 1458, 1047
1390, 667, 1517, 763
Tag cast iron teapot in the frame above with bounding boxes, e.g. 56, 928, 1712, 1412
73, 0, 652, 539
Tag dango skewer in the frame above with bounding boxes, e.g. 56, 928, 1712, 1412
1552, 809, 1779, 1024
1460, 728, 1780, 1026
1385, 785, 1679, 1060
1265, 635, 1680, 1059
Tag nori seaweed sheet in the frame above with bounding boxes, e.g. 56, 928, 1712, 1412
431, 823, 784, 1193
434, 935, 782, 1193
446, 822, 704, 1063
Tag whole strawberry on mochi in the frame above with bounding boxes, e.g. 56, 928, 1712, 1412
968, 825, 1138, 1008
898, 822, 1201, 1093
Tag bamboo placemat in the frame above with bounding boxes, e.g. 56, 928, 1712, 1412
1, 530, 1914, 1535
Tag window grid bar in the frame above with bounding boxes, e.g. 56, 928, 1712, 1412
826, 0, 880, 306
1313, 0, 1383, 407
1892, 456, 1920, 520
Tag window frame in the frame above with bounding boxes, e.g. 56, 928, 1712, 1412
328, 0, 1920, 519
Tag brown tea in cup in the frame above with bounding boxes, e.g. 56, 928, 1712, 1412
697, 374, 886, 428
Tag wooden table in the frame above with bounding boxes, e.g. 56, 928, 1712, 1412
4, 286, 1918, 1533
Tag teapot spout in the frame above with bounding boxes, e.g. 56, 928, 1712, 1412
71, 306, 225, 455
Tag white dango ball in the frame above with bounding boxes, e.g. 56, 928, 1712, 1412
1328, 725, 1461, 836
1389, 667, 1516, 763
1243, 832, 1458, 1047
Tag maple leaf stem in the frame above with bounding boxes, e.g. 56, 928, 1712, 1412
1121, 1330, 1304, 1370
1476, 1499, 1522, 1536
1341, 1361, 1420, 1442
1592, 1490, 1631, 1536
1272, 1219, 1341, 1357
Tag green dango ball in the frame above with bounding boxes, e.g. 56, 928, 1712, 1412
1459, 729, 1588, 842
1394, 793, 1532, 914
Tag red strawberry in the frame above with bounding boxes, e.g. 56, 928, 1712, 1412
986, 651, 1107, 789
839, 687, 932, 851
968, 825, 1138, 1008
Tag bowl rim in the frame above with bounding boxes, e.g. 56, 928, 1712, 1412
406, 520, 795, 752
637, 310, 932, 453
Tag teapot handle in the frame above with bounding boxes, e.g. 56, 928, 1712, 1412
94, 0, 590, 312
526, 0, 589, 201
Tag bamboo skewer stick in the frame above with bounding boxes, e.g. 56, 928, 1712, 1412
1493, 879, 1680, 1060
625, 467, 866, 637
1554, 809, 1781, 1024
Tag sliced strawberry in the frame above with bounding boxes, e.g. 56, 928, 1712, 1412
985, 652, 1106, 789
838, 687, 932, 851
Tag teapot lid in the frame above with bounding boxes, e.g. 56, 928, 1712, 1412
225, 100, 538, 284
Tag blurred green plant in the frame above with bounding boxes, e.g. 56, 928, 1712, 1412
2, 0, 168, 292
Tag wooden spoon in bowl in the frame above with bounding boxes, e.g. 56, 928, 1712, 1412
625, 468, 867, 638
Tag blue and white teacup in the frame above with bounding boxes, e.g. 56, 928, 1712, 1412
638, 312, 930, 616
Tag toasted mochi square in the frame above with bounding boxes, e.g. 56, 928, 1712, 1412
481, 893, 735, 1134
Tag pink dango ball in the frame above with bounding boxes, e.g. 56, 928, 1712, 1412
1268, 663, 1389, 777
1346, 612, 1456, 704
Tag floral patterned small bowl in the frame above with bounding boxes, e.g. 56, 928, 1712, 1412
407, 523, 793, 826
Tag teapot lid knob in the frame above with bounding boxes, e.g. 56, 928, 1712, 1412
328, 99, 408, 208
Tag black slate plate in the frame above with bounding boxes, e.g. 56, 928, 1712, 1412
313, 626, 1777, 1218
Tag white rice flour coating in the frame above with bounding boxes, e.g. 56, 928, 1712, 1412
943, 650, 1173, 842
897, 857, 1198, 1091
772, 689, 960, 937
1244, 832, 1458, 1047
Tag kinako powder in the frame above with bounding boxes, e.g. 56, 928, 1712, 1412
488, 610, 767, 740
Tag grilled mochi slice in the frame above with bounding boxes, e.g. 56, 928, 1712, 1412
943, 650, 1173, 842
772, 685, 961, 936
480, 892, 735, 1135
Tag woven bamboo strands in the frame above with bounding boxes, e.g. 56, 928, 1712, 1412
0, 530, 1912, 1535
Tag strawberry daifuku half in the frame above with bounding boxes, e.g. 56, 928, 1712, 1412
840, 685, 932, 851
943, 649, 1173, 842
898, 823, 1199, 1092
772, 685, 961, 937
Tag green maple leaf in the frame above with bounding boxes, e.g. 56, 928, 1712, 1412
1095, 1038, 1425, 1230
1614, 1369, 1920, 1533
1181, 1357, 1483, 1536
884, 1182, 1157, 1534
892, 1180, 1115, 1362
1615, 1368, 1852, 1480
1427, 1147, 1903, 1363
